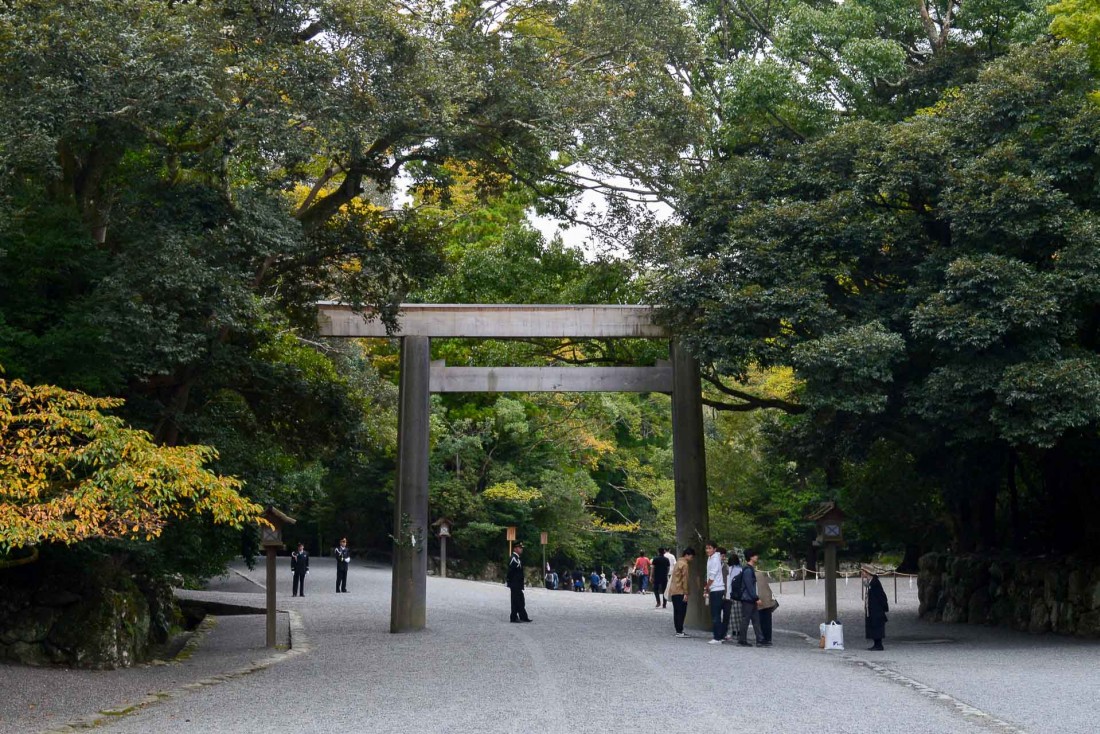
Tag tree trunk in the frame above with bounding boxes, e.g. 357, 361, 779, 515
975, 479, 998, 551
899, 543, 921, 574
1007, 450, 1022, 550
152, 371, 198, 446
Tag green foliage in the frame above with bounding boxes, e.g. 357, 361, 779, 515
654, 35, 1100, 555
0, 0, 699, 580
1050, 0, 1100, 76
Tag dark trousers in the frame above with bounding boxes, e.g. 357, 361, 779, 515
671, 594, 687, 633
739, 601, 763, 643
652, 577, 667, 605
721, 599, 732, 637
759, 608, 773, 642
336, 563, 348, 592
709, 591, 725, 640
293, 572, 306, 596
509, 586, 529, 621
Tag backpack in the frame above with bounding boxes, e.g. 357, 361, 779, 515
729, 569, 744, 600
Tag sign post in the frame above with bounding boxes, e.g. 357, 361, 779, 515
540, 531, 548, 578
506, 525, 516, 556
260, 507, 296, 648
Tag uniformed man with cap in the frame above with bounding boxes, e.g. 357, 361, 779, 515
507, 541, 532, 623
291, 542, 309, 597
333, 537, 351, 593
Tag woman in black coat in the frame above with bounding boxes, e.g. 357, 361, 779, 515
865, 574, 889, 650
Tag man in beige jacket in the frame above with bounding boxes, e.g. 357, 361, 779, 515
756, 567, 777, 646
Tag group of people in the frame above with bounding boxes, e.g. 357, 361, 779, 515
668, 542, 890, 651
289, 537, 353, 596
543, 548, 679, 598
527, 540, 890, 651
699, 543, 776, 646
659, 544, 777, 647
543, 568, 606, 592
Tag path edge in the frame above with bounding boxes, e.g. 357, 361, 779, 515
37, 610, 309, 734
775, 627, 1028, 734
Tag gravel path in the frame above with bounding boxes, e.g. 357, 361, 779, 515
1, 608, 289, 734
4, 560, 1097, 734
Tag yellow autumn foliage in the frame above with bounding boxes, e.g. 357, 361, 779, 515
591, 517, 640, 534
481, 481, 542, 504
0, 376, 266, 552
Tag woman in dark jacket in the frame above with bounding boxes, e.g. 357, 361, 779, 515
865, 574, 889, 651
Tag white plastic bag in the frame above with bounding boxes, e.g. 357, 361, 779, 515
824, 621, 844, 650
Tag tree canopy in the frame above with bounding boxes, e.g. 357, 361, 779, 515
632, 1, 1100, 560
4, 0, 1100, 585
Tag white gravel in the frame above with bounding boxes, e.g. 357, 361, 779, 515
5, 559, 1097, 734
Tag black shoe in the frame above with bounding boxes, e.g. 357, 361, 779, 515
510, 619, 520, 623
758, 641, 772, 647
737, 642, 752, 647
869, 645, 884, 651
519, 618, 533, 623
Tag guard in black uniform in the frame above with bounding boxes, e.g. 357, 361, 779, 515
334, 537, 351, 592
507, 541, 531, 623
291, 542, 309, 597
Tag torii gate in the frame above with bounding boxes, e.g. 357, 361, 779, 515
317, 303, 710, 632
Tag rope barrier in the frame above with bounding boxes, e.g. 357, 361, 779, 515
761, 564, 918, 603
764, 564, 918, 580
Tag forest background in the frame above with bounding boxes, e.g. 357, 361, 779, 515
3, 0, 1100, 588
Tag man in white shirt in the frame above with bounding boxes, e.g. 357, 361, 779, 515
703, 541, 725, 644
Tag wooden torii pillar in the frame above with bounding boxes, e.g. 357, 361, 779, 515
318, 304, 709, 632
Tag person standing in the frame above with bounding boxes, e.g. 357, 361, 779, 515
726, 553, 744, 641
719, 548, 732, 638
865, 572, 889, 650
756, 567, 777, 647
333, 537, 351, 592
704, 541, 726, 645
634, 552, 651, 593
507, 541, 531, 622
291, 542, 309, 597
736, 550, 765, 646
668, 547, 695, 637
651, 547, 671, 608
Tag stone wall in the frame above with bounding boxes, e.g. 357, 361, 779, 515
918, 553, 1100, 637
0, 554, 181, 668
